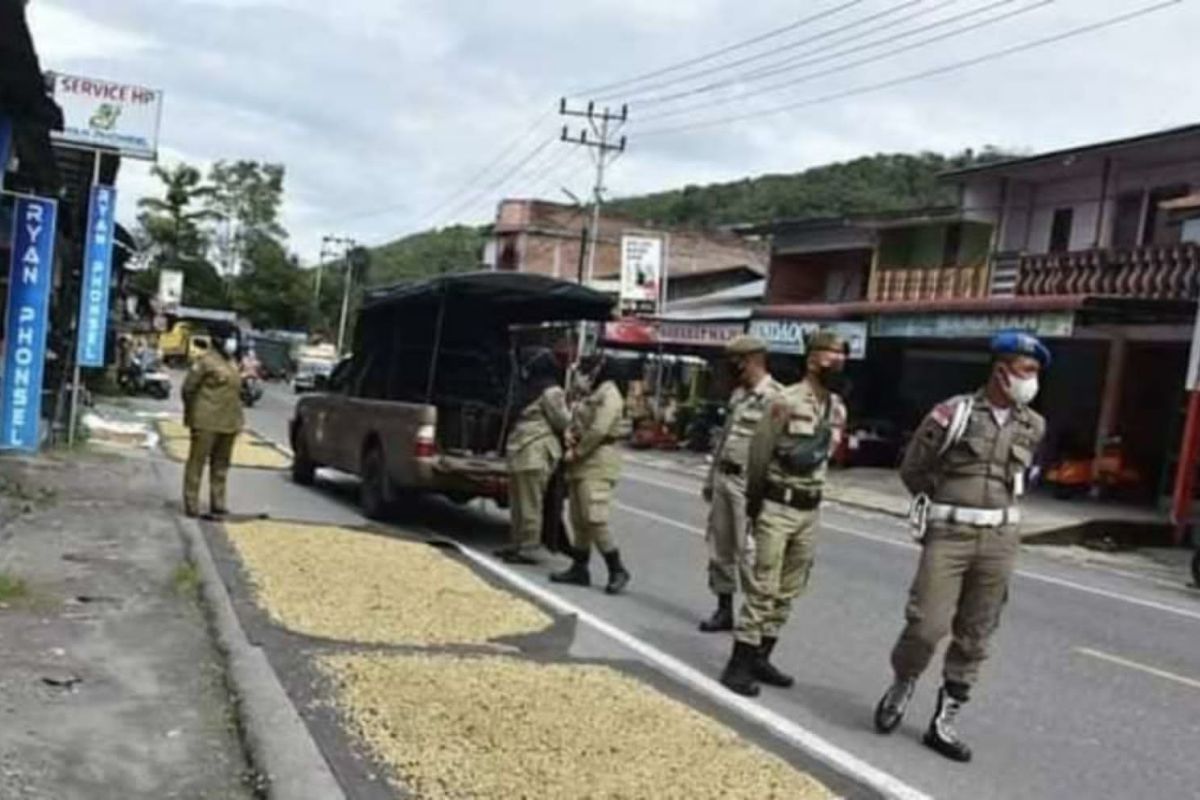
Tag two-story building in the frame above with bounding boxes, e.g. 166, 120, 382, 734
751, 124, 1200, 502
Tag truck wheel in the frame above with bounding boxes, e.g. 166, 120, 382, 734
360, 447, 391, 521
291, 430, 316, 486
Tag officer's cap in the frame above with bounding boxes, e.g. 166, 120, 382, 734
990, 330, 1051, 368
805, 329, 847, 355
724, 335, 767, 356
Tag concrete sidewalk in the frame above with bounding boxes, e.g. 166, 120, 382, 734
0, 446, 255, 799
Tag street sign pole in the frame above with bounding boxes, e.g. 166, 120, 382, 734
67, 152, 104, 446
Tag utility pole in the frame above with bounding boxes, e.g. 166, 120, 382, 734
559, 99, 628, 287
317, 234, 353, 335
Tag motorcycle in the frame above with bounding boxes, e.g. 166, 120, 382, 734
119, 360, 171, 400
1044, 435, 1141, 499
241, 375, 264, 408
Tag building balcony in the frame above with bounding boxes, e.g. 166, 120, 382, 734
870, 263, 989, 302
1016, 243, 1200, 300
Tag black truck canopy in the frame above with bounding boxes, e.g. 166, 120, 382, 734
361, 271, 614, 328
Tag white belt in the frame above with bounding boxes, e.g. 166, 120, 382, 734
927, 503, 1020, 527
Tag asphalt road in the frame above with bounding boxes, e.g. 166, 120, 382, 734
229, 382, 1200, 799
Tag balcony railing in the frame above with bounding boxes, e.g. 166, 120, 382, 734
871, 263, 989, 302
1017, 243, 1200, 300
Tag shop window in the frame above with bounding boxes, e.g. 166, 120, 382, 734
1112, 192, 1143, 249
1049, 208, 1074, 254
1143, 184, 1189, 246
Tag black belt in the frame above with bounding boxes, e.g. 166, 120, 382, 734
719, 460, 743, 477
764, 483, 822, 510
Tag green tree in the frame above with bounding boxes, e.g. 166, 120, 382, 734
136, 162, 226, 308
232, 233, 310, 330
204, 160, 287, 277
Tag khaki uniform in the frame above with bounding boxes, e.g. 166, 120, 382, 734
891, 392, 1045, 688
181, 352, 244, 515
737, 378, 845, 646
704, 374, 783, 595
506, 386, 570, 553
565, 380, 624, 554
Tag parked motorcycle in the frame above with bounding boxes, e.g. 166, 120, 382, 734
241, 375, 264, 408
118, 360, 171, 400
1044, 435, 1141, 499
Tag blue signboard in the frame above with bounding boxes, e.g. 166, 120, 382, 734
76, 184, 117, 367
1, 196, 58, 452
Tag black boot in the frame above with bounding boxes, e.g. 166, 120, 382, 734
752, 636, 794, 688
719, 640, 761, 697
602, 549, 630, 595
699, 593, 733, 632
550, 550, 591, 586
874, 677, 916, 734
923, 686, 973, 762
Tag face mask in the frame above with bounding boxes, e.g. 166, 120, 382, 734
1003, 371, 1039, 405
223, 338, 238, 356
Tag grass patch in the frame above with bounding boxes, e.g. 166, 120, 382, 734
172, 561, 202, 597
0, 572, 29, 602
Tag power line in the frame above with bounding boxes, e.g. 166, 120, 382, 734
613, 0, 930, 105
638, 0, 1053, 122
574, 0, 869, 98
436, 136, 557, 227
638, 0, 1183, 137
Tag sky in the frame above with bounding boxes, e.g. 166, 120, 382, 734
24, 0, 1200, 264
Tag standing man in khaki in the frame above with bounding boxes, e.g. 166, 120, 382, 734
699, 335, 783, 632
182, 330, 244, 519
499, 348, 571, 564
720, 331, 847, 697
551, 352, 631, 594
874, 332, 1048, 763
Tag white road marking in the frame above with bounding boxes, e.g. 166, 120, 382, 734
614, 497, 1200, 625
1075, 648, 1200, 691
456, 544, 933, 800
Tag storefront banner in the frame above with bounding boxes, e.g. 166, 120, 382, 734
620, 235, 662, 309
76, 184, 117, 367
49, 72, 162, 160
657, 320, 745, 347
748, 319, 868, 359
158, 269, 184, 307
869, 311, 1074, 339
1, 196, 58, 452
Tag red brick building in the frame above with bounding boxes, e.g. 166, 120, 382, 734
487, 199, 766, 301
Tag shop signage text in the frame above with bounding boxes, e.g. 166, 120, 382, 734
869, 311, 1075, 339
657, 320, 745, 346
2, 197, 58, 452
620, 234, 662, 310
50, 72, 162, 160
77, 184, 117, 367
748, 319, 868, 359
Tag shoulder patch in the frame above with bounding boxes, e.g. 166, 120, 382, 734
930, 402, 955, 428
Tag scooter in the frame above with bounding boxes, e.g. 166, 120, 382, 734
1044, 435, 1141, 499
241, 375, 264, 407
119, 360, 171, 400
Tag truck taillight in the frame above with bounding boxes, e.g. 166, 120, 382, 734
415, 424, 436, 459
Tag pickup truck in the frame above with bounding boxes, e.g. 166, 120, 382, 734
288, 272, 613, 519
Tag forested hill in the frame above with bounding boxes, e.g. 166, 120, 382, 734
366, 148, 1015, 286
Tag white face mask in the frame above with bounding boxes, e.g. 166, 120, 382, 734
1003, 372, 1039, 405
223, 338, 238, 356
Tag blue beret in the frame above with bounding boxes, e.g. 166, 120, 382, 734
991, 331, 1051, 367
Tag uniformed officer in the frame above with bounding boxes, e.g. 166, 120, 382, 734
874, 331, 1049, 763
182, 331, 244, 519
551, 352, 632, 594
699, 335, 784, 632
720, 330, 847, 697
499, 348, 571, 565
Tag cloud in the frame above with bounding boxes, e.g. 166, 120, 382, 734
23, 0, 1200, 263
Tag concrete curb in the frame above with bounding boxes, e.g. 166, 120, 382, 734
176, 516, 346, 800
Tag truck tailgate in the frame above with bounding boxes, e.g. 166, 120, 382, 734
434, 452, 509, 503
